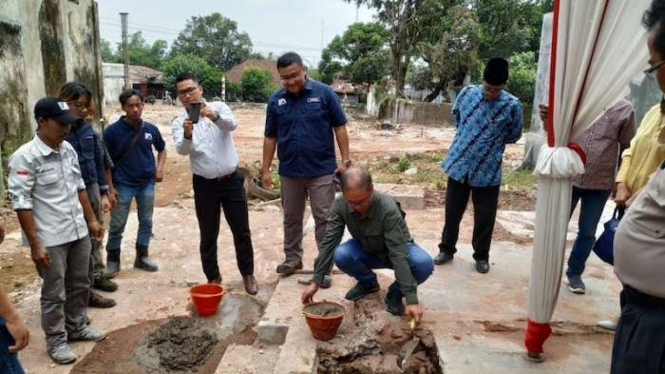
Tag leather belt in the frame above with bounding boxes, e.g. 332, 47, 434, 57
195, 170, 236, 182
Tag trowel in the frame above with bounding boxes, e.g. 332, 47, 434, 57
397, 318, 420, 370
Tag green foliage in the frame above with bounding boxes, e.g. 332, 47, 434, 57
472, 0, 547, 60
349, 0, 450, 93
225, 81, 242, 102
416, 4, 481, 101
397, 154, 411, 172
506, 52, 537, 105
318, 22, 389, 87
171, 13, 253, 72
162, 54, 222, 97
239, 67, 277, 103
103, 32, 168, 69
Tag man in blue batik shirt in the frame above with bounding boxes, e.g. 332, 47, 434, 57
434, 58, 522, 274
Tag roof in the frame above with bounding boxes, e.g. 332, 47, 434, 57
102, 63, 163, 84
130, 65, 162, 84
226, 60, 280, 85
331, 79, 357, 94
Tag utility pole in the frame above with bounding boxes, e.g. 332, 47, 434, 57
120, 12, 130, 89
221, 75, 226, 102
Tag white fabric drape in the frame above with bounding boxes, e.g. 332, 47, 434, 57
528, 0, 650, 325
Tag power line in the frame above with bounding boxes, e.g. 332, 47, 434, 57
100, 20, 324, 52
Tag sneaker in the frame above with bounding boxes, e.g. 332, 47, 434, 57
596, 319, 617, 331
89, 292, 116, 308
345, 280, 380, 301
48, 343, 77, 364
275, 260, 303, 275
68, 326, 107, 342
567, 275, 586, 294
385, 286, 405, 316
433, 252, 454, 265
93, 277, 118, 292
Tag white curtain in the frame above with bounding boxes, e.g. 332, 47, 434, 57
527, 0, 650, 348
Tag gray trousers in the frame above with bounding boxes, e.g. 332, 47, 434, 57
86, 183, 105, 282
38, 237, 91, 349
280, 174, 335, 262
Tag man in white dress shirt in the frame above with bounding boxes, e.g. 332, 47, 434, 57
171, 73, 258, 295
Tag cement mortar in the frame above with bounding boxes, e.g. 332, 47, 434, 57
138, 316, 218, 372
316, 297, 442, 374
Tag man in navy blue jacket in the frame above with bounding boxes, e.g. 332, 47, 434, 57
103, 90, 167, 277
60, 82, 117, 309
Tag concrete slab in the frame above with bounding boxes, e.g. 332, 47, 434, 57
215, 344, 281, 374
434, 323, 613, 374
269, 275, 357, 374
375, 183, 425, 210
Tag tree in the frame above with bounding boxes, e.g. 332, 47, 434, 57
348, 0, 451, 94
100, 39, 116, 62
318, 22, 389, 88
162, 54, 222, 97
417, 5, 481, 101
472, 0, 548, 60
240, 67, 277, 102
506, 52, 537, 105
104, 32, 169, 69
171, 13, 253, 72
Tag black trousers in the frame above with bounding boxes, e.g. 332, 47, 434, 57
611, 285, 665, 374
438, 177, 500, 262
193, 171, 254, 280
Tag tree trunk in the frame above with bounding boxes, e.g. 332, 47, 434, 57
424, 80, 446, 102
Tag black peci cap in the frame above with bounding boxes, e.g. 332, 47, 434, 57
483, 58, 509, 86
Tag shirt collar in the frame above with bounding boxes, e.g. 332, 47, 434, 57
34, 135, 59, 156
303, 79, 314, 91
120, 116, 143, 129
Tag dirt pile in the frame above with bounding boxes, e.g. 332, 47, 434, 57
140, 316, 218, 372
316, 296, 442, 374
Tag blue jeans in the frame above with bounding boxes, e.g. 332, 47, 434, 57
333, 239, 434, 294
0, 318, 25, 374
566, 186, 612, 278
106, 181, 155, 251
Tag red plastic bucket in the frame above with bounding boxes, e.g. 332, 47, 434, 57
302, 301, 345, 341
189, 284, 224, 316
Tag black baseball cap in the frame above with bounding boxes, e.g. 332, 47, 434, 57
34, 97, 80, 124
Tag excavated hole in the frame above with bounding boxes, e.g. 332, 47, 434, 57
315, 297, 444, 374
71, 294, 264, 374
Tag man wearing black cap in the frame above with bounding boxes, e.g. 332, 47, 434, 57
8, 98, 106, 364
433, 58, 523, 273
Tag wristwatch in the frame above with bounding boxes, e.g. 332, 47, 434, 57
343, 159, 352, 167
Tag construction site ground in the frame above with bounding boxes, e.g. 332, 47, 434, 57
1, 103, 620, 373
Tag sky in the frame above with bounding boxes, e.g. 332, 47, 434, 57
98, 0, 376, 67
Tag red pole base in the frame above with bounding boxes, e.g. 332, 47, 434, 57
525, 319, 552, 355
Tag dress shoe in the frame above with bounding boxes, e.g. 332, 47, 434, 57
475, 260, 490, 274
243, 275, 258, 295
433, 252, 454, 265
208, 275, 222, 284
93, 277, 118, 292
276, 259, 303, 275
89, 292, 116, 308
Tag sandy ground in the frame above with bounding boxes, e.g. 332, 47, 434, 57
2, 103, 620, 373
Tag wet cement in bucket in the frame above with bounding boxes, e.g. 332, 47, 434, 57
71, 294, 264, 374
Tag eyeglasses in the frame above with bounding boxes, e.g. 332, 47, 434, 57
177, 86, 199, 97
279, 71, 303, 83
67, 101, 89, 109
345, 194, 372, 208
644, 60, 665, 75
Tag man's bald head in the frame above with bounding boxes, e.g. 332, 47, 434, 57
340, 166, 373, 192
